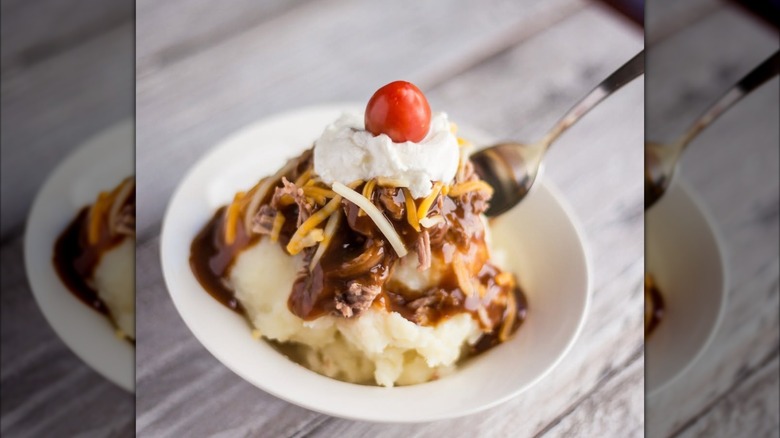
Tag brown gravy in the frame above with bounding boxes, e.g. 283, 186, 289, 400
53, 180, 136, 344
645, 278, 664, 336
53, 207, 127, 315
190, 166, 529, 348
190, 207, 256, 313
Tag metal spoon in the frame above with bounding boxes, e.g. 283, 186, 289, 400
472, 50, 645, 216
645, 50, 779, 210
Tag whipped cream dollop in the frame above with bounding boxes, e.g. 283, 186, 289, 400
313, 112, 460, 198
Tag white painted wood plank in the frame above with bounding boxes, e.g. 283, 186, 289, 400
0, 238, 134, 437
645, 5, 779, 436
646, 6, 777, 142
135, 6, 644, 436
0, 0, 132, 73
645, 0, 723, 44
647, 83, 779, 438
540, 355, 644, 437
134, 0, 587, 240
136, 0, 312, 66
0, 24, 134, 238
678, 357, 779, 438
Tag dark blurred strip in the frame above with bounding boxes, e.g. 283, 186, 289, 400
728, 0, 780, 31
594, 0, 645, 27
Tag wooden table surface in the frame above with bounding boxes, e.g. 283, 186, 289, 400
1, 1, 135, 437
645, 1, 779, 437
1, 0, 776, 437
135, 1, 646, 436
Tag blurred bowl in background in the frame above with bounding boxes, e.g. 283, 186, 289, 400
24, 120, 135, 392
646, 177, 727, 398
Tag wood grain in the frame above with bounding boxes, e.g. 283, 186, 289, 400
134, 0, 586, 241
645, 3, 779, 436
645, 0, 722, 44
646, 4, 778, 142
676, 356, 779, 438
0, 23, 134, 239
134, 4, 644, 437
1, 2, 135, 436
0, 0, 132, 73
0, 238, 134, 437
136, 0, 312, 68
2, 0, 774, 436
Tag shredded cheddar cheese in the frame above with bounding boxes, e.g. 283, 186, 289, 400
416, 182, 443, 221
297, 229, 325, 249
294, 168, 312, 186
448, 180, 494, 197
495, 271, 515, 288
286, 195, 342, 255
269, 213, 285, 243
224, 191, 246, 245
302, 186, 336, 204
87, 192, 110, 245
402, 188, 420, 231
362, 179, 377, 199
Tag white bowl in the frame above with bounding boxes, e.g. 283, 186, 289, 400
160, 105, 590, 422
24, 120, 135, 392
645, 178, 727, 398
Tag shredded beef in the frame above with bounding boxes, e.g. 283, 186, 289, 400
416, 230, 431, 271
377, 187, 405, 220
271, 177, 313, 227
333, 281, 381, 318
332, 240, 385, 277
469, 189, 491, 215
251, 205, 277, 235
342, 199, 375, 237
406, 289, 461, 325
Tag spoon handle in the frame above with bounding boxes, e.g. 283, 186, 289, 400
540, 50, 645, 147
678, 50, 780, 149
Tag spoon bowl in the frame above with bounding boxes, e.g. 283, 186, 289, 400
471, 142, 544, 216
644, 141, 681, 209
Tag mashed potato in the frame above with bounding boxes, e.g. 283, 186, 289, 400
231, 239, 483, 387
93, 238, 135, 340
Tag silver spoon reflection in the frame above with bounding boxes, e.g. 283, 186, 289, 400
472, 50, 645, 217
645, 50, 779, 210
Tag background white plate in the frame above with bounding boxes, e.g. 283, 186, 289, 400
646, 177, 727, 398
24, 120, 135, 392
160, 106, 590, 422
